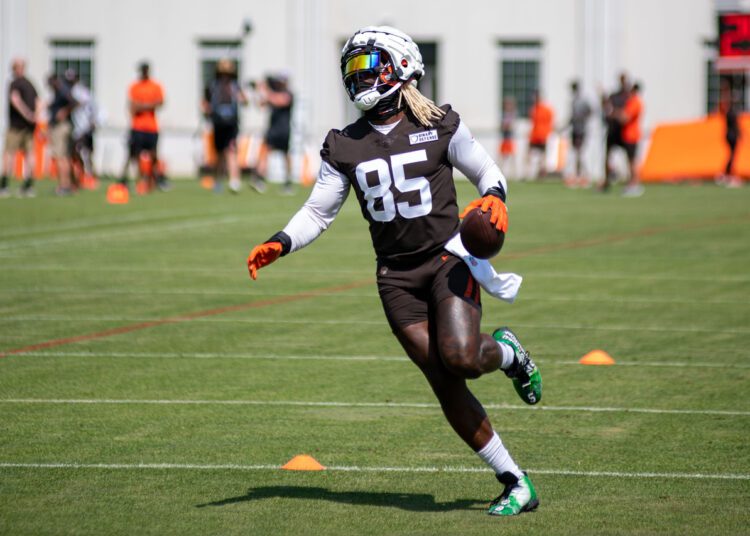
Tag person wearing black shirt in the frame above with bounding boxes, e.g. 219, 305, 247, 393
1, 59, 41, 197
246, 26, 542, 516
600, 73, 630, 192
202, 58, 248, 193
720, 78, 743, 188
47, 73, 76, 195
256, 74, 294, 194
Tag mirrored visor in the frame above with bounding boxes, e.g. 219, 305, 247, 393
343, 50, 381, 78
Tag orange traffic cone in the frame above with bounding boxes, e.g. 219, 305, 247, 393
200, 176, 215, 190
579, 350, 615, 365
281, 455, 325, 471
106, 183, 129, 204
81, 174, 100, 190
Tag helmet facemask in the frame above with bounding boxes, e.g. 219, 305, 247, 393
341, 26, 441, 124
341, 47, 403, 112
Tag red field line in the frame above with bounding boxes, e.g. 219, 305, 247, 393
0, 279, 372, 358
503, 227, 661, 259
1, 215, 745, 359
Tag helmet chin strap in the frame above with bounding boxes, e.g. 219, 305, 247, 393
363, 88, 405, 121
353, 81, 403, 111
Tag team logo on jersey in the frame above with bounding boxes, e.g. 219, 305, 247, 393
409, 130, 438, 145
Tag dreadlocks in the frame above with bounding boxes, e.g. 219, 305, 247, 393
400, 82, 446, 127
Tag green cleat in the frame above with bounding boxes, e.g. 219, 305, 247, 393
493, 327, 542, 405
488, 472, 539, 516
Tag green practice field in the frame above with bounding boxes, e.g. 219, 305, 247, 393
0, 178, 748, 535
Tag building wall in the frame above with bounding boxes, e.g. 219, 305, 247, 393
0, 0, 718, 178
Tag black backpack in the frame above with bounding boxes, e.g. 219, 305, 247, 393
210, 80, 239, 127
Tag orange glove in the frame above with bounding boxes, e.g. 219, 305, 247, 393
247, 242, 283, 280
460, 195, 508, 233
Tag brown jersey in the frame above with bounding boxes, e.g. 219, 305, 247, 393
321, 105, 461, 267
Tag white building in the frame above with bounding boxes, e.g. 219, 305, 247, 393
0, 0, 729, 179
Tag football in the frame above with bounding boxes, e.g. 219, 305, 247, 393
460, 208, 505, 259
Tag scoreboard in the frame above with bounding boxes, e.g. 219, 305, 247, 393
718, 13, 750, 70
719, 13, 750, 57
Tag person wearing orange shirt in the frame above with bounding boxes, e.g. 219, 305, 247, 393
620, 82, 643, 197
526, 91, 554, 179
498, 96, 518, 179
119, 62, 168, 191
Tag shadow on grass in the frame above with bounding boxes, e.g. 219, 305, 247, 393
196, 485, 484, 512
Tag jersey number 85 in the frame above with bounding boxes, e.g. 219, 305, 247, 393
355, 149, 432, 222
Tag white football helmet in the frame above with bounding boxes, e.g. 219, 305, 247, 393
341, 26, 424, 111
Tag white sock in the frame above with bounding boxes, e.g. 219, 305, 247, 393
497, 342, 516, 371
476, 431, 523, 479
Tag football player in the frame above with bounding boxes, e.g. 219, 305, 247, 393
247, 26, 542, 516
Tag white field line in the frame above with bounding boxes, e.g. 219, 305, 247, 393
1, 398, 748, 417
0, 265, 372, 275
0, 247, 730, 256
509, 322, 750, 334
0, 215, 244, 251
11, 351, 750, 369
521, 272, 750, 283
0, 265, 748, 283
552, 359, 750, 369
0, 461, 746, 480
521, 295, 748, 305
2, 287, 747, 305
0, 315, 385, 326
2, 314, 748, 334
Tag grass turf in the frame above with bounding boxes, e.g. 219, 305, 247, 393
0, 178, 748, 535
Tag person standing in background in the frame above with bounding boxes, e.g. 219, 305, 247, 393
525, 91, 554, 179
46, 73, 76, 195
498, 96, 517, 179
565, 81, 591, 187
719, 78, 743, 188
1, 58, 41, 198
620, 82, 644, 197
67, 69, 98, 183
255, 73, 294, 194
119, 62, 168, 191
202, 58, 248, 194
600, 72, 630, 192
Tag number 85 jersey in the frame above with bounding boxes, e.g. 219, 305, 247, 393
280, 105, 507, 267
322, 105, 464, 266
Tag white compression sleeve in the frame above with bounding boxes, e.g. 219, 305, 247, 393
281, 161, 350, 253
447, 120, 508, 196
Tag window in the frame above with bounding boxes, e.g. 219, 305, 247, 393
415, 42, 438, 103
498, 41, 542, 118
705, 41, 746, 114
198, 40, 243, 90
50, 40, 95, 90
